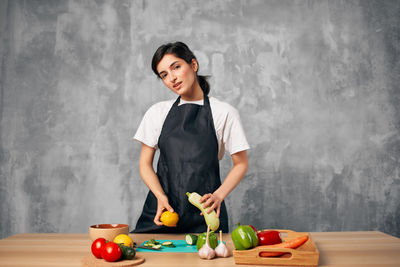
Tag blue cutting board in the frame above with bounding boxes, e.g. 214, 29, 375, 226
136, 239, 197, 253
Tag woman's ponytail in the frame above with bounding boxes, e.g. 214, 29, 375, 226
197, 75, 210, 95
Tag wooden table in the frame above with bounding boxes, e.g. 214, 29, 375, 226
0, 231, 399, 266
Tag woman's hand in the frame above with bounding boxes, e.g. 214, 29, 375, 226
199, 193, 223, 217
138, 144, 175, 227
199, 151, 249, 218
153, 194, 175, 226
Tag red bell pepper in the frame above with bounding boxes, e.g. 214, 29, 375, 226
257, 230, 282, 246
249, 225, 257, 232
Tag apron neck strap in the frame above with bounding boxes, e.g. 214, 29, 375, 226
173, 95, 181, 107
173, 93, 209, 107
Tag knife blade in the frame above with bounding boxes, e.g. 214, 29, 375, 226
137, 245, 162, 250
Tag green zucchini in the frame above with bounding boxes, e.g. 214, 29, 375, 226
186, 192, 220, 231
161, 241, 175, 247
146, 239, 159, 245
118, 244, 136, 260
152, 244, 161, 249
185, 234, 198, 245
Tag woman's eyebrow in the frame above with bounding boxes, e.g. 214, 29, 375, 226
169, 61, 179, 68
158, 61, 180, 76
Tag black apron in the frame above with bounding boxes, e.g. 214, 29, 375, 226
133, 95, 229, 233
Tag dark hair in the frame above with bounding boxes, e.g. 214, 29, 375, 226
151, 41, 210, 95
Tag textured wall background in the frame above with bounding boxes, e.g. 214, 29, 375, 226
1, 0, 399, 238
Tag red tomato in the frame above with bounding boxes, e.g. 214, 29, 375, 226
91, 238, 106, 258
257, 230, 282, 246
101, 241, 122, 262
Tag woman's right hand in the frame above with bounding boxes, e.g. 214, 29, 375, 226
153, 194, 174, 226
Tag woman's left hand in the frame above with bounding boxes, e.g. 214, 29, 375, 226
199, 193, 223, 217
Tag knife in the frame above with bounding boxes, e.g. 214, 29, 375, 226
137, 245, 162, 250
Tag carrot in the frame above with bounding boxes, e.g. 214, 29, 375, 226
259, 235, 309, 257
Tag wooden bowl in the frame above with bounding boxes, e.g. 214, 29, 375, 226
89, 224, 129, 242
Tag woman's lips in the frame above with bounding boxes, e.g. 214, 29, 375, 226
173, 81, 182, 89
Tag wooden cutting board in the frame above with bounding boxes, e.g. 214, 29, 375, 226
81, 255, 145, 267
233, 229, 319, 266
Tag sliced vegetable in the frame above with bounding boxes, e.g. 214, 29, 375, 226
259, 235, 309, 257
197, 231, 218, 250
161, 241, 176, 247
186, 192, 220, 231
138, 245, 161, 250
146, 239, 159, 245
185, 234, 198, 245
143, 239, 162, 249
231, 223, 259, 250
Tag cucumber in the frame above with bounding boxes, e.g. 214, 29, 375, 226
147, 239, 159, 245
118, 244, 136, 260
161, 241, 175, 247
186, 192, 220, 231
185, 234, 198, 245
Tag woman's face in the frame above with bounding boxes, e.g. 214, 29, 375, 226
156, 54, 199, 98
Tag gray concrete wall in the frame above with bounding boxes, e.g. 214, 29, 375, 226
1, 0, 399, 238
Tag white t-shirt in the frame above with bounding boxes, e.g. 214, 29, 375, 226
133, 96, 250, 160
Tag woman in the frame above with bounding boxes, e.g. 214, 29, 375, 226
133, 42, 249, 233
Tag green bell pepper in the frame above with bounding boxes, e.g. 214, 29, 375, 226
231, 223, 259, 250
196, 231, 218, 250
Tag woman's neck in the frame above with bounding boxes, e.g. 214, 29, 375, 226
181, 82, 204, 101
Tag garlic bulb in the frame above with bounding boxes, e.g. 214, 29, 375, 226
198, 225, 216, 260
215, 230, 231, 257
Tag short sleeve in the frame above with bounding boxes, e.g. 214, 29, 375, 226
133, 104, 164, 149
222, 106, 250, 155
